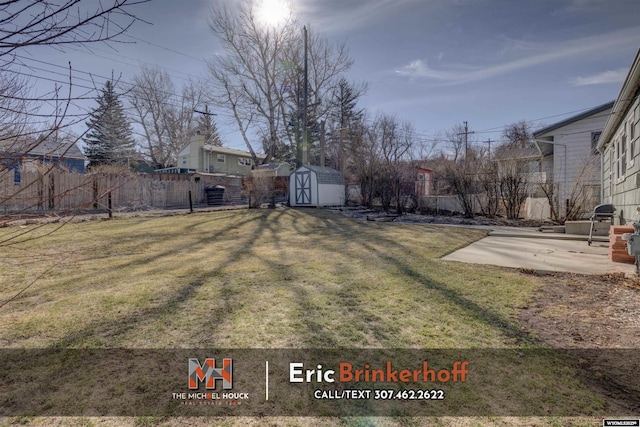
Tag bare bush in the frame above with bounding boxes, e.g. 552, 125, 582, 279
244, 175, 276, 208
540, 153, 600, 223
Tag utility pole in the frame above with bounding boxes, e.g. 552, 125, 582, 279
302, 25, 309, 165
194, 104, 217, 117
484, 138, 491, 161
319, 120, 326, 167
457, 121, 475, 166
193, 105, 217, 143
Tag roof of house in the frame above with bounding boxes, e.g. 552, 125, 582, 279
493, 144, 542, 161
533, 100, 615, 138
597, 49, 640, 150
0, 138, 85, 160
203, 144, 266, 159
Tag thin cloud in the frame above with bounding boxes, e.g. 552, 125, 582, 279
395, 26, 640, 85
570, 69, 627, 86
297, 0, 416, 33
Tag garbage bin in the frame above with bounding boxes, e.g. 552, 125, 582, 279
205, 185, 225, 206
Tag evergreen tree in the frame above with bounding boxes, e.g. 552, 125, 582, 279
327, 78, 367, 172
83, 80, 135, 168
332, 77, 365, 129
196, 110, 223, 146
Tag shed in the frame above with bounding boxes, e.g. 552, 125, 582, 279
289, 165, 345, 207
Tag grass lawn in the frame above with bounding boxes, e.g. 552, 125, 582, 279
0, 208, 605, 426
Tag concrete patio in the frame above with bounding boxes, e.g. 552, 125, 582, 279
442, 226, 637, 275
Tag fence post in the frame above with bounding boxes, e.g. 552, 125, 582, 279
38, 172, 44, 210
189, 190, 193, 213
93, 178, 98, 209
108, 191, 112, 219
48, 173, 55, 210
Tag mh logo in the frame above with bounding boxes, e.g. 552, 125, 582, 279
188, 358, 233, 390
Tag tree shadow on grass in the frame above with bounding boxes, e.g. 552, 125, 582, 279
4, 207, 533, 349
282, 208, 537, 346
43, 210, 287, 348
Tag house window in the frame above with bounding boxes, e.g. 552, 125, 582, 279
182, 156, 187, 165
217, 154, 225, 163
417, 174, 424, 181
238, 158, 251, 166
13, 166, 20, 184
591, 131, 601, 154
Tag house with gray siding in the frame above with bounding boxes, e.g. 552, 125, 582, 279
533, 101, 613, 219
597, 49, 640, 225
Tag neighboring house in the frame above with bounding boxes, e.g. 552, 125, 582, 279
597, 49, 640, 225
415, 166, 433, 197
533, 100, 614, 218
492, 143, 543, 182
173, 134, 265, 176
0, 138, 85, 183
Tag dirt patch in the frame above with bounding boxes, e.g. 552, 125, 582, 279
518, 271, 640, 414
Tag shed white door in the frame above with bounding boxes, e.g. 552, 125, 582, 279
295, 171, 312, 205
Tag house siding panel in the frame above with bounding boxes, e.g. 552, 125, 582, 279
604, 94, 640, 224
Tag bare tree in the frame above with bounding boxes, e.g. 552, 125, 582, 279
445, 123, 467, 163
207, 0, 355, 166
128, 66, 206, 169
494, 121, 536, 219
0, 1, 149, 62
415, 131, 442, 162
351, 114, 416, 211
497, 154, 530, 219
207, 0, 292, 166
503, 120, 531, 149
476, 156, 500, 218
540, 153, 600, 223
0, 71, 32, 149
441, 157, 477, 218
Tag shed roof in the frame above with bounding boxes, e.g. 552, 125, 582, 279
296, 165, 345, 185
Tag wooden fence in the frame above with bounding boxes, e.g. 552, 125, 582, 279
0, 170, 219, 214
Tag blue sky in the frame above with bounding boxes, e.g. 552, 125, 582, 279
20, 0, 640, 153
